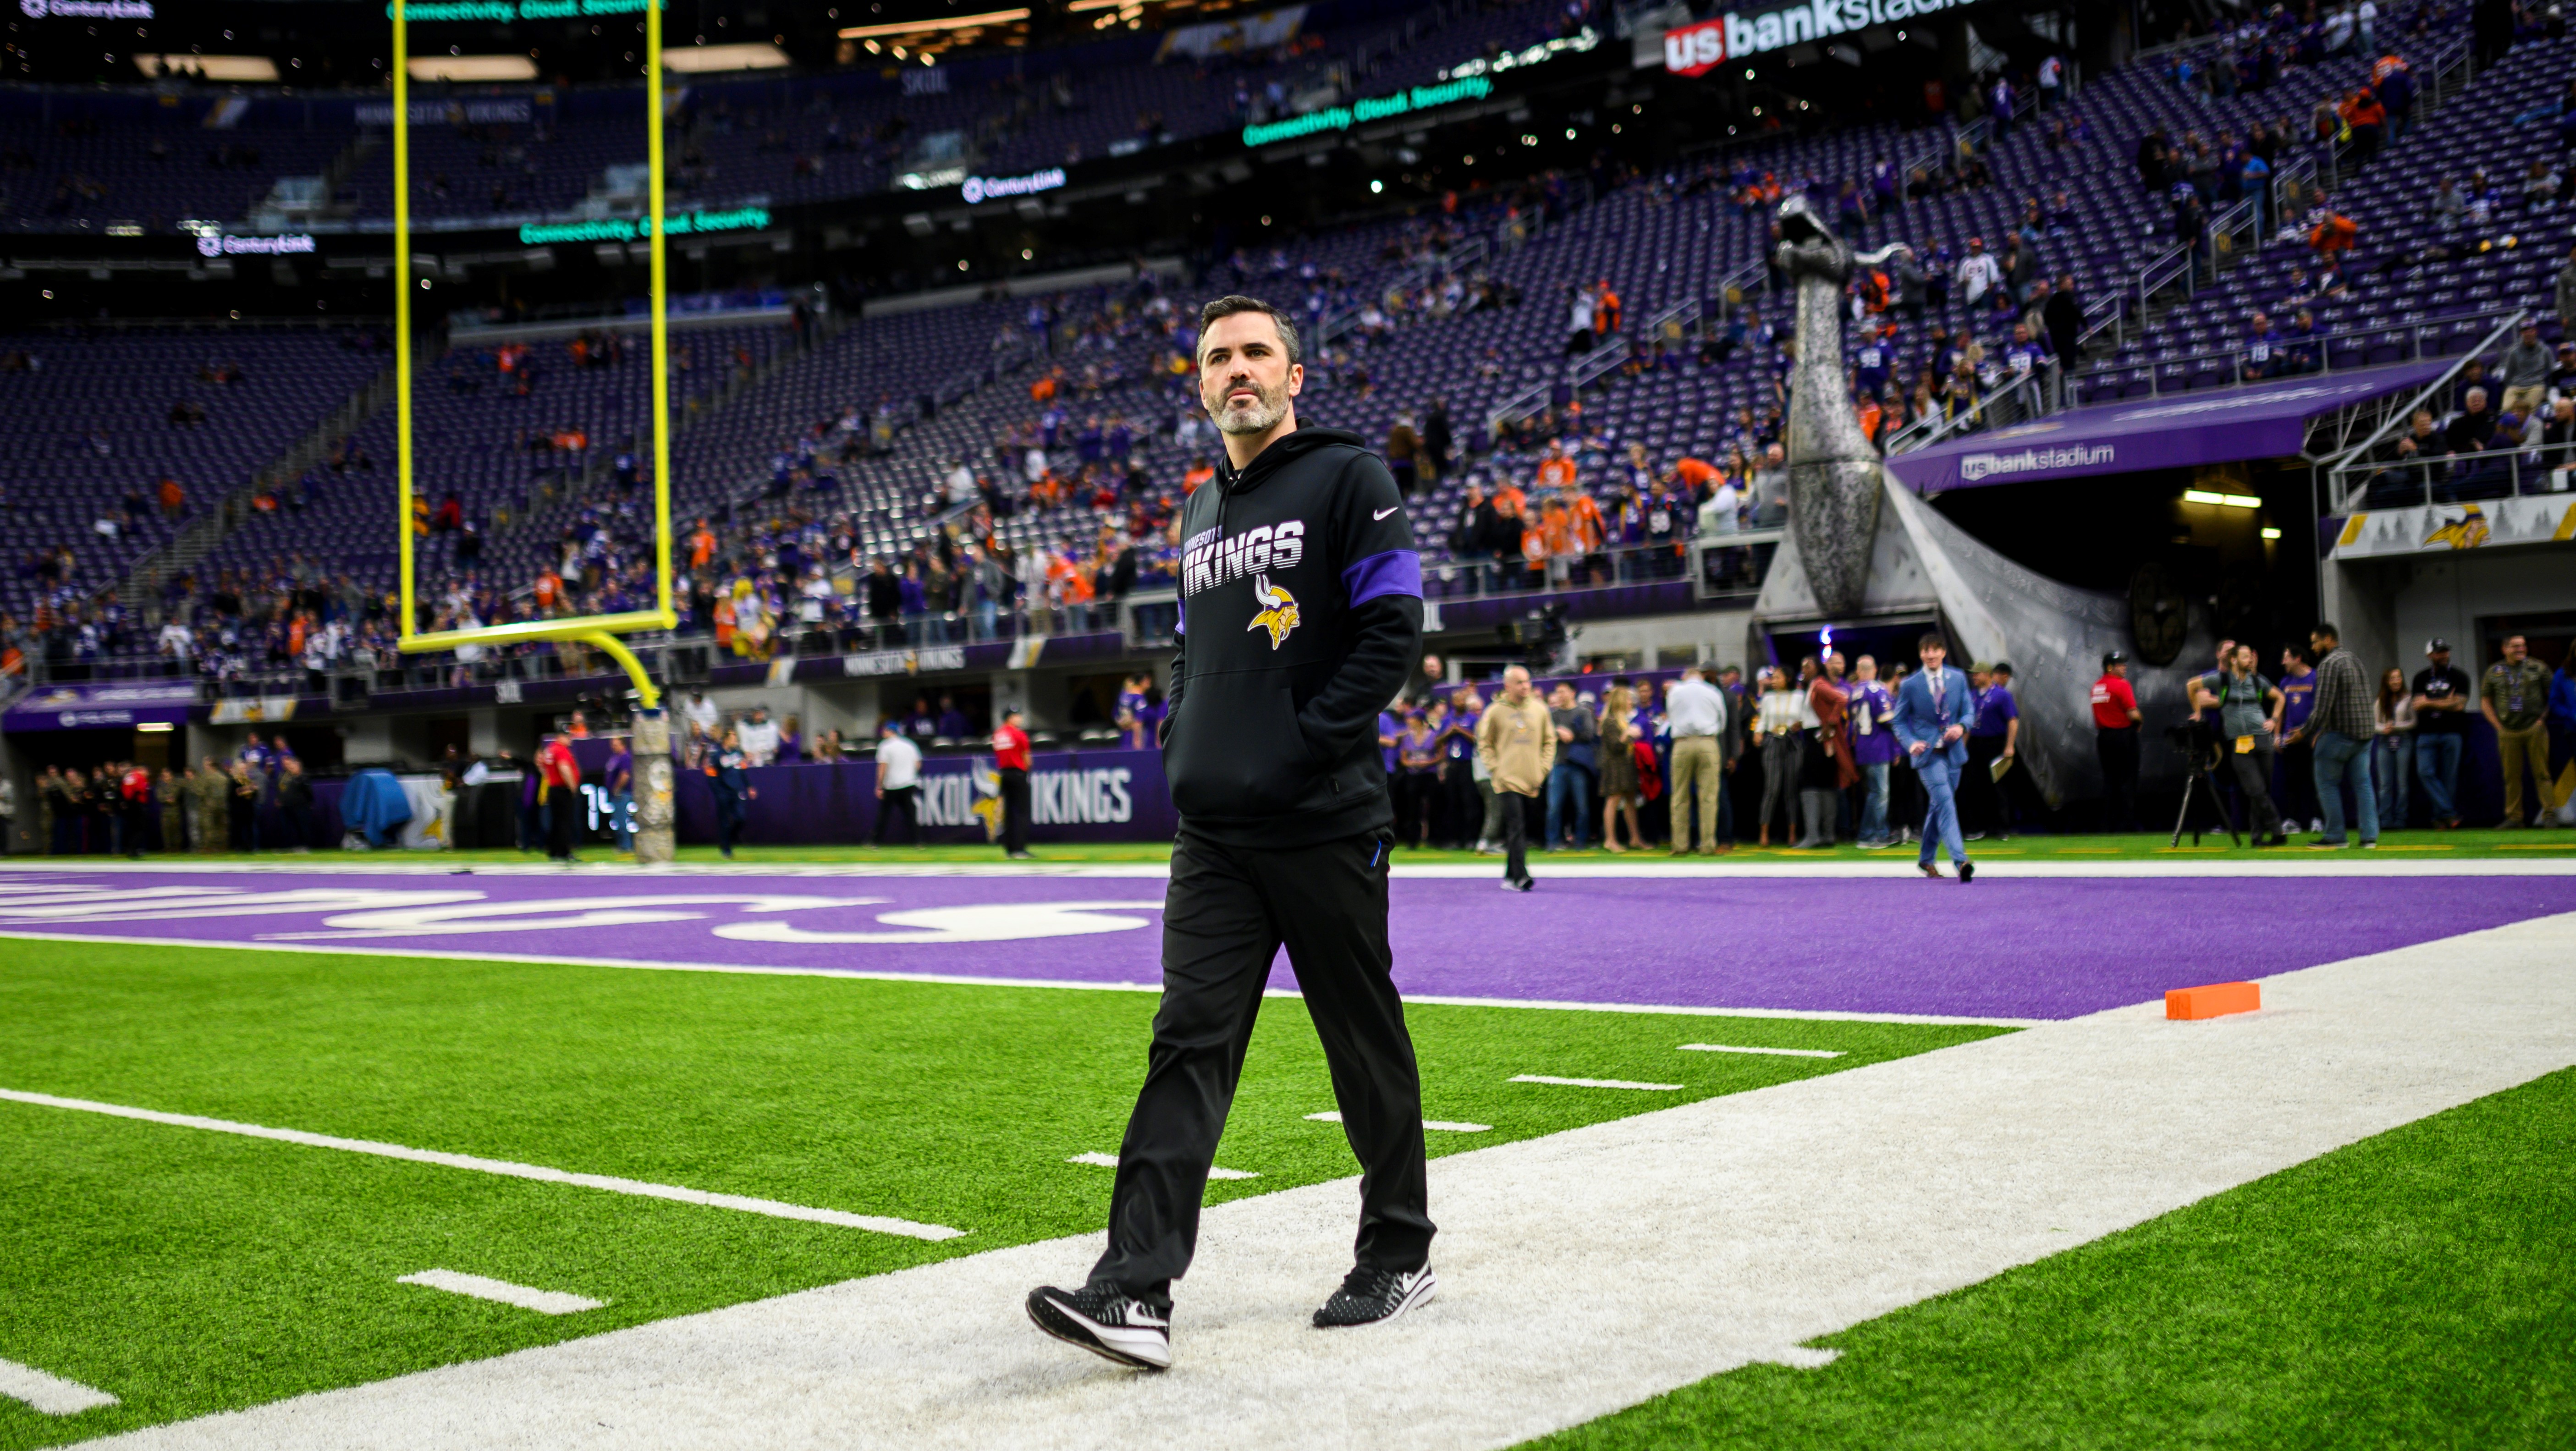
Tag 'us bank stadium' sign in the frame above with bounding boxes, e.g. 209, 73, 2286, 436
1660, 0, 1981, 76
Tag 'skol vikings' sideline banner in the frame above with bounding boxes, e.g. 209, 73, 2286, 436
673, 747, 1175, 844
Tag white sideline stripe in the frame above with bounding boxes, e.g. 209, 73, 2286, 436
1509, 1075, 1685, 1091
6, 857, 2572, 879
1755, 1347, 1841, 1370
397, 1270, 605, 1316
1068, 1151, 1255, 1180
1307, 1111, 1491, 1132
0, 929, 2046, 1027
0, 1088, 964, 1242
1679, 1043, 1846, 1059
0, 1357, 117, 1417
80, 913, 2576, 1451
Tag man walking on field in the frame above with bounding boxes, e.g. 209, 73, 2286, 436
1028, 296, 1434, 1370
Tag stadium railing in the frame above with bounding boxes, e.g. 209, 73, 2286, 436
1883, 364, 2059, 455
2321, 308, 2557, 512
2070, 303, 2522, 403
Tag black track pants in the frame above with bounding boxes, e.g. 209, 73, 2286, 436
1090, 829, 1434, 1308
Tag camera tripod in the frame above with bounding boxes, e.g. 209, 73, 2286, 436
2170, 743, 2244, 848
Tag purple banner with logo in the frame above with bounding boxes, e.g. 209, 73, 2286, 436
674, 746, 1175, 845
1883, 362, 2448, 495
3, 682, 199, 732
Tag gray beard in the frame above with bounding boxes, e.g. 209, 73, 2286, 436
1211, 388, 1287, 435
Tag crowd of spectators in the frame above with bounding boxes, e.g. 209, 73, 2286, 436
21, 732, 320, 857
1369, 646, 2041, 861
2356, 304, 2576, 500
2169, 627, 2575, 842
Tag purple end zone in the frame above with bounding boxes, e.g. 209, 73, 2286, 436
0, 869, 2569, 1021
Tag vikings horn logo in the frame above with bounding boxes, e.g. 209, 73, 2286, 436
969, 757, 1006, 841
2422, 506, 2489, 550
1246, 574, 1300, 649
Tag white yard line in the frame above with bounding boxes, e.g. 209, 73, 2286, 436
0, 1357, 118, 1417
1508, 1075, 1686, 1091
1679, 1043, 1846, 1059
0, 929, 2046, 1028
2, 858, 2571, 880
397, 1271, 605, 1317
1066, 1152, 1255, 1180
0, 1088, 963, 1242
79, 911, 2576, 1451
1306, 1111, 1490, 1132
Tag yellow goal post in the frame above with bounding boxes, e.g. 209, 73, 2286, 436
389, 0, 677, 709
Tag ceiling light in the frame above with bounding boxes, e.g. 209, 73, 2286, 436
839, 8, 1028, 37
660, 42, 790, 72
407, 54, 537, 81
132, 53, 276, 81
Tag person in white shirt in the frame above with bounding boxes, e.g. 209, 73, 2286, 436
1754, 667, 1807, 845
737, 705, 782, 766
680, 687, 721, 746
1954, 238, 2003, 309
158, 621, 193, 662
1662, 664, 1730, 854
1566, 286, 1596, 355
873, 720, 925, 846
1698, 476, 1743, 538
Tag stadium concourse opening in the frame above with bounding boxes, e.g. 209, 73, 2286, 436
6, 0, 2576, 1444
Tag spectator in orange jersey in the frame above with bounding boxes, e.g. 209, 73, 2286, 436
1535, 439, 1578, 491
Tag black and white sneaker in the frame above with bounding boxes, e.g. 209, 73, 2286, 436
1025, 1284, 1171, 1369
1313, 1265, 1437, 1328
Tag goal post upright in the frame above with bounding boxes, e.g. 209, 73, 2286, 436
646, 0, 674, 630
392, 0, 413, 648
390, 0, 677, 714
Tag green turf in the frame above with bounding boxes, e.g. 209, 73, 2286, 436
0, 939, 2002, 1447
56, 825, 2576, 869
1525, 1066, 2576, 1451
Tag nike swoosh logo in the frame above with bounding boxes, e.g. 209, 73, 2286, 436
1373, 506, 1400, 520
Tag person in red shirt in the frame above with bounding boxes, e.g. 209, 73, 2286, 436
2091, 650, 2142, 832
120, 762, 152, 859
537, 731, 584, 863
992, 706, 1033, 859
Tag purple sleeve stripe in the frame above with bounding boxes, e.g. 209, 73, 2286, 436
1174, 599, 1185, 636
1342, 549, 1423, 607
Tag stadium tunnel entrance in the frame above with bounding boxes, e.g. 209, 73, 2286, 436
1753, 363, 2449, 829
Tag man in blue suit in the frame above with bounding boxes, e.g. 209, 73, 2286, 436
1890, 631, 1976, 882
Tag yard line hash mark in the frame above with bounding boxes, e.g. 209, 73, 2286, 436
0, 1357, 118, 1416
1067, 1151, 1257, 1179
1306, 1111, 1491, 1132
0, 1086, 964, 1241
1509, 1075, 1685, 1091
398, 1270, 605, 1316
1678, 1043, 1845, 1059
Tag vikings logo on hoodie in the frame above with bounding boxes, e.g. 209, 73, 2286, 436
1245, 574, 1299, 649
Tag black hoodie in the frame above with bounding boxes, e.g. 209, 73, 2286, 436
1163, 422, 1422, 848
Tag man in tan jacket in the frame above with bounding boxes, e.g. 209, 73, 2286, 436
1475, 664, 1554, 891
